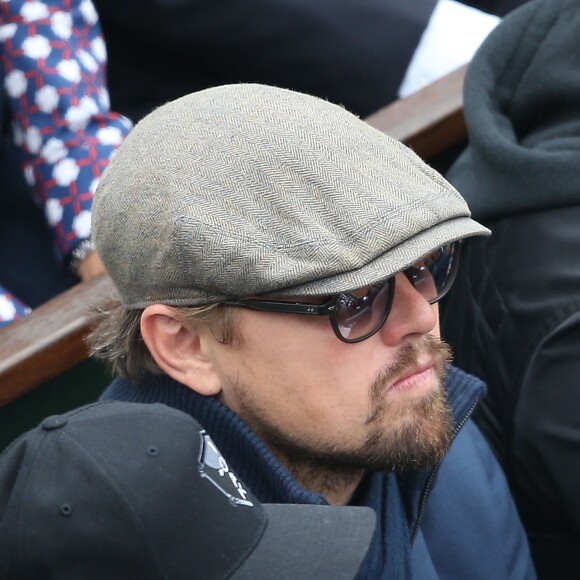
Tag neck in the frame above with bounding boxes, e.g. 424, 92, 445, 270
271, 446, 365, 505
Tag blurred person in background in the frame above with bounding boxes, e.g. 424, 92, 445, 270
93, 0, 531, 122
441, 0, 580, 576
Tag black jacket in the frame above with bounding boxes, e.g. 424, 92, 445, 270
93, 0, 529, 122
441, 0, 580, 577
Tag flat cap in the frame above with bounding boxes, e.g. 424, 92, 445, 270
93, 83, 489, 308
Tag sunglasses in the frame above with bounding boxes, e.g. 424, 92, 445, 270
224, 242, 460, 343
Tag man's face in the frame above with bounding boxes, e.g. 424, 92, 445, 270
207, 271, 453, 480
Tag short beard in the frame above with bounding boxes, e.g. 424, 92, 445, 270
362, 336, 454, 473
231, 336, 454, 498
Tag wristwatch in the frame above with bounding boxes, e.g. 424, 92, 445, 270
68, 238, 96, 276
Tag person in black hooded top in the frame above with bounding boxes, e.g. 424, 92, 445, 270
440, 0, 580, 577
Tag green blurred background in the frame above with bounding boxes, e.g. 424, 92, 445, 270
0, 359, 112, 452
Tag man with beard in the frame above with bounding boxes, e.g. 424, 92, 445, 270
89, 84, 535, 579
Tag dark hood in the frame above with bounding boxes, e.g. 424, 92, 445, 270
447, 0, 580, 221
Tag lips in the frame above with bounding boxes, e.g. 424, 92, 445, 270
390, 361, 435, 392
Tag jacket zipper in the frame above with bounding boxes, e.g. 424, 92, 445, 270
410, 399, 480, 543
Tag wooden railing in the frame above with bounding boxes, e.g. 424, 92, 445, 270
0, 273, 117, 406
0, 64, 467, 406
365, 65, 466, 159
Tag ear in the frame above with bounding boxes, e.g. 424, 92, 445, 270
140, 305, 222, 396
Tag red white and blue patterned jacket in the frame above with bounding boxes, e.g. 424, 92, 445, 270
0, 0, 131, 327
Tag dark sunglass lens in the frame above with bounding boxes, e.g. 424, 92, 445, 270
408, 244, 458, 302
333, 282, 391, 341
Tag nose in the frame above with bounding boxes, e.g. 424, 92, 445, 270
377, 272, 439, 345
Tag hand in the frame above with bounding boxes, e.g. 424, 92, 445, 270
77, 251, 105, 282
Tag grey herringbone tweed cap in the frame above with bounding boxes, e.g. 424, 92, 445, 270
93, 83, 489, 309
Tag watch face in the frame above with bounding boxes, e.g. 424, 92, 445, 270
68, 239, 95, 274
197, 430, 254, 507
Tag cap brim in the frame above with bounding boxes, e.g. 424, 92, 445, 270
264, 216, 490, 297
231, 504, 375, 580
